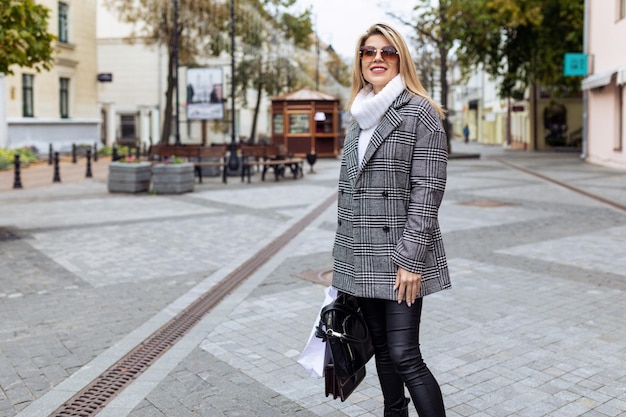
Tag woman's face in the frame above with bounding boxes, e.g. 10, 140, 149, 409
360, 34, 400, 94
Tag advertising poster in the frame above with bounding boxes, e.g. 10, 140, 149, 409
186, 67, 224, 120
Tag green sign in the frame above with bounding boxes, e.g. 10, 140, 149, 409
564, 53, 587, 76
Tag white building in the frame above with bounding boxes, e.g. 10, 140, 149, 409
97, 0, 271, 149
1, 0, 100, 153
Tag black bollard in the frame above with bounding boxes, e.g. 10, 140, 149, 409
93, 142, 98, 162
72, 143, 77, 163
112, 146, 119, 161
53, 152, 61, 183
86, 149, 93, 178
306, 152, 317, 173
135, 145, 140, 159
48, 144, 53, 165
13, 154, 23, 189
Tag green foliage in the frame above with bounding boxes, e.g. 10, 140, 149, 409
0, 152, 9, 170
325, 48, 351, 87
103, 0, 316, 143
98, 145, 113, 156
0, 147, 39, 170
448, 0, 584, 98
0, 0, 56, 75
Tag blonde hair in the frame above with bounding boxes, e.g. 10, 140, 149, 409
347, 23, 445, 119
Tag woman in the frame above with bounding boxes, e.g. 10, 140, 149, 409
332, 23, 450, 417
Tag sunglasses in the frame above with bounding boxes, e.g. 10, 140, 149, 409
359, 45, 399, 60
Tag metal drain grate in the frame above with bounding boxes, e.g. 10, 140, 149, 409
51, 192, 338, 417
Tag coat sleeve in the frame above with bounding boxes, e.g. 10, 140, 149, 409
390, 102, 448, 274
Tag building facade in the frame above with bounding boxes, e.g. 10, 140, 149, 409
451, 65, 584, 153
1, 0, 99, 153
96, 1, 271, 149
581, 0, 626, 169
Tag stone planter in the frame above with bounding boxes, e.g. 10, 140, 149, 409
108, 161, 152, 193
151, 163, 194, 194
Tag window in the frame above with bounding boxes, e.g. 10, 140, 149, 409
617, 85, 624, 152
60, 78, 69, 118
120, 114, 137, 140
58, 2, 68, 43
22, 74, 34, 117
272, 114, 284, 134
288, 113, 310, 134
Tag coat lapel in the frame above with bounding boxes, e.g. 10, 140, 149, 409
344, 122, 361, 185
348, 90, 410, 185
359, 107, 402, 171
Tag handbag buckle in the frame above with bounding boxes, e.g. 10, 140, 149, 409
325, 328, 344, 339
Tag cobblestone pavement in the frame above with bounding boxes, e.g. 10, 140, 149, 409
1, 141, 625, 417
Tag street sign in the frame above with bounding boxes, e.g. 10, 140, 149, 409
97, 73, 113, 82
564, 53, 587, 76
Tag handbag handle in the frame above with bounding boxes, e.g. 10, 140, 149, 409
316, 302, 370, 344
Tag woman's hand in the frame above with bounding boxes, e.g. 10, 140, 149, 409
394, 267, 422, 307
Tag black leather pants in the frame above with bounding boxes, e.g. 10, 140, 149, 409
357, 297, 446, 417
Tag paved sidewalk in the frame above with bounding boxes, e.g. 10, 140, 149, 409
1, 141, 625, 416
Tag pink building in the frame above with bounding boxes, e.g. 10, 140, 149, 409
582, 1, 626, 169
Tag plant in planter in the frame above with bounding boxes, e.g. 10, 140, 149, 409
151, 156, 194, 194
107, 155, 152, 193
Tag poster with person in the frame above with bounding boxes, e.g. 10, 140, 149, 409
186, 67, 224, 120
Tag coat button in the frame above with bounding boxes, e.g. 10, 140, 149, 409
382, 226, 389, 232
382, 191, 388, 198
338, 219, 342, 226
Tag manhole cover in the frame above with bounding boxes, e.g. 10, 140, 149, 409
0, 227, 20, 241
458, 200, 516, 207
295, 268, 333, 286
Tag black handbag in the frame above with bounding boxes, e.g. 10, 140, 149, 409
316, 292, 374, 401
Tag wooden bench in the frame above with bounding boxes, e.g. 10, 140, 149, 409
240, 144, 304, 183
149, 144, 228, 184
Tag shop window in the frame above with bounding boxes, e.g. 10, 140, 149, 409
617, 85, 624, 151
288, 113, 309, 134
315, 112, 333, 133
273, 114, 284, 134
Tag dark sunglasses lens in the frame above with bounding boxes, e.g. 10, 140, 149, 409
361, 47, 376, 57
381, 46, 397, 57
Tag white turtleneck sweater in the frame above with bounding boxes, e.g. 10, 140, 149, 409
349, 75, 406, 167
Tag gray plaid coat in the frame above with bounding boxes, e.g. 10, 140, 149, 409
332, 90, 451, 300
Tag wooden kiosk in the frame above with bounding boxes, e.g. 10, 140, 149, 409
270, 88, 341, 157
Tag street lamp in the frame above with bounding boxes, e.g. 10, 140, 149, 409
173, 0, 181, 145
227, 0, 239, 171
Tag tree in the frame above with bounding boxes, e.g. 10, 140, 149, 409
324, 45, 351, 88
0, 0, 55, 75
104, 0, 230, 144
449, 0, 584, 98
389, 0, 456, 152
104, 0, 314, 144
233, 0, 313, 142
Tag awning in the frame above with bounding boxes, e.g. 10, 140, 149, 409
581, 70, 614, 90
